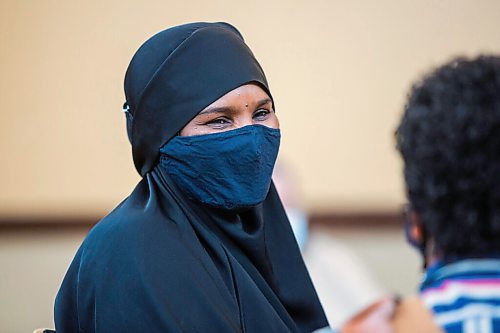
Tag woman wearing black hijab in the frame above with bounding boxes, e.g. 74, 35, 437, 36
54, 22, 328, 333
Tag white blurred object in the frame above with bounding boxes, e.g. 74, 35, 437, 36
286, 207, 309, 250
272, 162, 309, 251
273, 161, 386, 330
303, 231, 386, 329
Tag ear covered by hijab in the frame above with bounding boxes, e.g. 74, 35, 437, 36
124, 22, 272, 176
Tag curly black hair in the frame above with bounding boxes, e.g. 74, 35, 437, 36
396, 55, 500, 260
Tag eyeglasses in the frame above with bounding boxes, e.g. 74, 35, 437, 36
401, 203, 412, 228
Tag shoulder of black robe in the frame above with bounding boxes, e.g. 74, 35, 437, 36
55, 173, 244, 332
55, 22, 328, 333
55, 169, 328, 332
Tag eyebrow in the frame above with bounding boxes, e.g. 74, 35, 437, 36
198, 98, 273, 116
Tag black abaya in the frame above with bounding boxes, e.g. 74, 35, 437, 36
54, 22, 328, 333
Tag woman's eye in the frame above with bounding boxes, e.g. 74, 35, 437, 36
253, 109, 271, 120
206, 117, 230, 128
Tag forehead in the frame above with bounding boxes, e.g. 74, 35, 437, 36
206, 84, 271, 107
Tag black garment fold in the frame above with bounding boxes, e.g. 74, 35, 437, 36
55, 21, 328, 333
55, 167, 328, 332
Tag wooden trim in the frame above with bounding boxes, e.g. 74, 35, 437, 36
0, 216, 99, 232
0, 211, 402, 232
309, 211, 402, 228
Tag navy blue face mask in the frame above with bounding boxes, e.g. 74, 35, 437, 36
159, 124, 281, 210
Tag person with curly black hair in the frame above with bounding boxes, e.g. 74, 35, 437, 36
395, 55, 500, 332
342, 56, 500, 333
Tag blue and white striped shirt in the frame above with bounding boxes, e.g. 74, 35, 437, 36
420, 259, 500, 333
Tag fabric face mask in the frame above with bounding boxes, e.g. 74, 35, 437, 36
159, 124, 281, 210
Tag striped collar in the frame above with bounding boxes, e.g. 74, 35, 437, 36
420, 259, 500, 291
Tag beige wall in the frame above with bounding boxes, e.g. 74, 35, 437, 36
1, 0, 500, 216
0, 230, 88, 333
1, 2, 499, 332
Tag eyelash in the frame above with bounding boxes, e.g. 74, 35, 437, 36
253, 109, 271, 119
206, 117, 230, 126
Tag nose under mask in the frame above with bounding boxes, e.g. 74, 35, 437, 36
159, 124, 281, 210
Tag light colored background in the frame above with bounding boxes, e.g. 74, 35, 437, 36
2, 0, 499, 216
0, 0, 499, 332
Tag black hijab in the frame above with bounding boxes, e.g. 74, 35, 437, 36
55, 22, 328, 333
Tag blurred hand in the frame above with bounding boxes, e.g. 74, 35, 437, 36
341, 297, 396, 333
